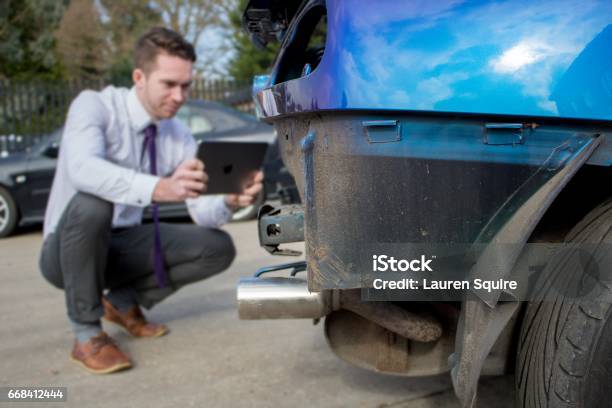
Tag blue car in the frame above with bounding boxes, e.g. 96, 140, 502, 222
237, 1, 612, 406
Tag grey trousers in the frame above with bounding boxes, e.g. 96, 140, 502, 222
39, 193, 236, 324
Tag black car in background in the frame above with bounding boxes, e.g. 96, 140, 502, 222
0, 100, 297, 238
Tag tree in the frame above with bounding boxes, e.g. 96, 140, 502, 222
54, 0, 110, 80
0, 0, 68, 80
151, 0, 223, 49
1, 0, 235, 81
148, 0, 230, 77
226, 0, 278, 83
100, 0, 164, 85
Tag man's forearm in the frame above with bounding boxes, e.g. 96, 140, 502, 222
68, 155, 159, 207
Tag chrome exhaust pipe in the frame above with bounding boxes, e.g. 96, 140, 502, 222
237, 277, 335, 319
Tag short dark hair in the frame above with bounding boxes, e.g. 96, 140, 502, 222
134, 27, 196, 73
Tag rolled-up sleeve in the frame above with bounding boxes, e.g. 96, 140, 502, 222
63, 91, 159, 207
180, 131, 233, 228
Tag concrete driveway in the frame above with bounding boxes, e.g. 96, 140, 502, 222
0, 220, 514, 407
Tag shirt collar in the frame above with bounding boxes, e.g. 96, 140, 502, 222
127, 87, 155, 133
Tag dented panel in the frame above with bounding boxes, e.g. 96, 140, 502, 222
272, 113, 609, 291
256, 0, 612, 121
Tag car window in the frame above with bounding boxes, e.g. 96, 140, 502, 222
176, 106, 214, 134
32, 128, 62, 155
188, 115, 214, 134
204, 108, 251, 133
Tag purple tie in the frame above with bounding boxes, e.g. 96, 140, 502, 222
143, 124, 168, 288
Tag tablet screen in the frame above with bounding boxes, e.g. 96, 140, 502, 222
197, 141, 268, 194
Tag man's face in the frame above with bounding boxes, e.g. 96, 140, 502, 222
133, 53, 193, 120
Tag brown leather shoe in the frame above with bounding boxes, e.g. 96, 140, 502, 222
70, 332, 132, 374
102, 297, 169, 338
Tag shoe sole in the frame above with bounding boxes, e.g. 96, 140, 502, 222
70, 355, 132, 374
103, 317, 169, 338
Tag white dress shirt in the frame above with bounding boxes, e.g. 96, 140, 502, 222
43, 86, 232, 238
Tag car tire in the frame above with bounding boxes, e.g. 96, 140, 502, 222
231, 190, 265, 222
0, 186, 19, 238
516, 198, 612, 407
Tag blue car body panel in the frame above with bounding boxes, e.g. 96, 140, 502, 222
257, 0, 612, 122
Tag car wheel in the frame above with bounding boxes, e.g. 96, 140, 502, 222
231, 190, 264, 222
0, 186, 19, 238
516, 198, 612, 407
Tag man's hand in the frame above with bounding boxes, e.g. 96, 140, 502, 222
224, 170, 264, 210
153, 159, 208, 202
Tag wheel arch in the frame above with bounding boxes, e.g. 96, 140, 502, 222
451, 136, 609, 406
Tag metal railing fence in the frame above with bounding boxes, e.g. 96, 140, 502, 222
0, 78, 254, 156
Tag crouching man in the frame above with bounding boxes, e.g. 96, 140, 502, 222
39, 27, 263, 374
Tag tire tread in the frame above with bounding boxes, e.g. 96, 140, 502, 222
516, 198, 612, 408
